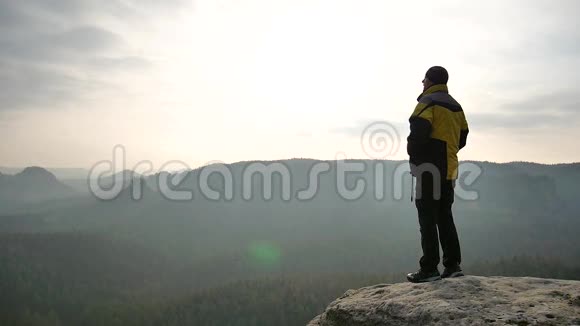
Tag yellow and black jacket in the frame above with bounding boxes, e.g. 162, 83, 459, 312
407, 84, 469, 180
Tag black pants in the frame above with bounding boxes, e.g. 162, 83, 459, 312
415, 173, 461, 272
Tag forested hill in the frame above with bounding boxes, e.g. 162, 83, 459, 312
0, 159, 579, 325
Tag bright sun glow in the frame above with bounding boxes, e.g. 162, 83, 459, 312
1, 0, 579, 168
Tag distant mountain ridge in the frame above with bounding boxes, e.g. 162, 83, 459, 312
17, 166, 59, 181
2, 159, 579, 219
0, 167, 76, 208
3, 160, 579, 203
0, 167, 90, 180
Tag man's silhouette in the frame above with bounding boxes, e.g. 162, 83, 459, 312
406, 66, 469, 283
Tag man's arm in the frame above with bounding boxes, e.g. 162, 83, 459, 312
407, 101, 434, 158
459, 111, 469, 150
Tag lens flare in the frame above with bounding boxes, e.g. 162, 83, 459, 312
247, 241, 281, 265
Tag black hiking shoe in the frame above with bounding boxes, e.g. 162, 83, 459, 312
441, 265, 464, 278
406, 269, 441, 283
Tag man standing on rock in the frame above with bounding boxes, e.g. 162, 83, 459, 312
406, 66, 469, 283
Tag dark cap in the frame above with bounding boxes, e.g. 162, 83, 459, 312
425, 66, 449, 85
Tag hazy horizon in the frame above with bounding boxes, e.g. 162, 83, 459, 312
1, 158, 579, 175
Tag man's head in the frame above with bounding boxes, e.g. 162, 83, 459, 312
422, 66, 449, 91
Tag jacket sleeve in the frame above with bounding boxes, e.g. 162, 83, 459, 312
459, 111, 469, 150
407, 101, 434, 158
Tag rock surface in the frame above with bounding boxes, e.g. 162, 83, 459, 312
308, 276, 580, 326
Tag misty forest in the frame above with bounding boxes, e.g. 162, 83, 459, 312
1, 160, 579, 325
2, 0, 580, 324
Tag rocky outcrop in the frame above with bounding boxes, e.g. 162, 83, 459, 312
309, 276, 580, 326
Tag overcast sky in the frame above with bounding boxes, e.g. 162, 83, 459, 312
0, 0, 579, 169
